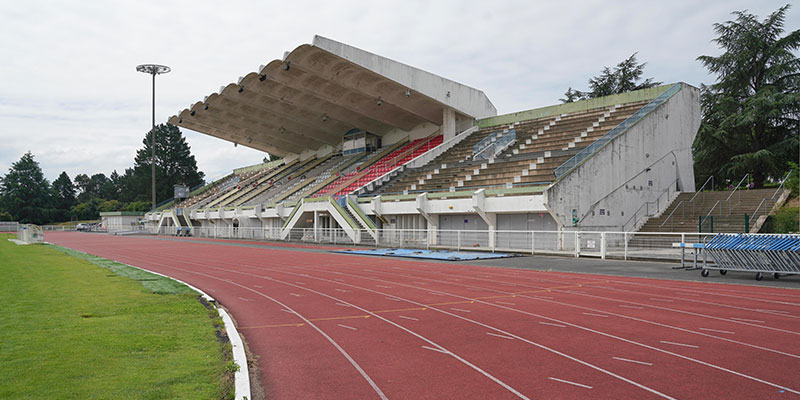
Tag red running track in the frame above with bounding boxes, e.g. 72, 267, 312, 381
46, 232, 800, 399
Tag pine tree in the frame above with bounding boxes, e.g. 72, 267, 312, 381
694, 5, 800, 188
52, 171, 76, 221
0, 152, 54, 224
561, 53, 661, 103
128, 123, 205, 203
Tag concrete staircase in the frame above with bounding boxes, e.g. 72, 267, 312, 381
638, 188, 776, 233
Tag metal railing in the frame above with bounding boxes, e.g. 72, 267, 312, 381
554, 83, 682, 178
621, 179, 679, 232
146, 225, 726, 261
473, 129, 516, 161
659, 175, 715, 231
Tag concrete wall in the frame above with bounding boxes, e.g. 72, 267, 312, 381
546, 84, 701, 231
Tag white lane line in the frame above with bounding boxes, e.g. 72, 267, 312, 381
421, 345, 450, 354
280, 309, 293, 314
531, 295, 554, 300
414, 282, 429, 285
487, 332, 515, 340
660, 341, 699, 349
289, 293, 302, 297
376, 285, 392, 289
333, 278, 345, 282
467, 287, 484, 291
730, 317, 765, 324
451, 308, 471, 313
548, 377, 593, 389
496, 301, 516, 305
619, 305, 644, 310
337, 324, 358, 331
335, 289, 350, 293
253, 284, 263, 288
335, 303, 350, 307
238, 297, 251, 302
385, 297, 402, 301
295, 281, 306, 285
757, 309, 791, 315
699, 328, 735, 335
501, 283, 517, 286
428, 292, 445, 296
582, 312, 609, 318
398, 315, 418, 321
650, 298, 674, 302
613, 357, 653, 366
539, 321, 566, 328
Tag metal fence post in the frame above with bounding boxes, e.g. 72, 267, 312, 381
624, 232, 628, 260
457, 230, 461, 251
601, 232, 606, 260
531, 231, 535, 255
575, 232, 580, 258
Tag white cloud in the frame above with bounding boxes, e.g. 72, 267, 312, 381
0, 0, 796, 182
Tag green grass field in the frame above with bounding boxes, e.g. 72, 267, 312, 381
0, 234, 233, 399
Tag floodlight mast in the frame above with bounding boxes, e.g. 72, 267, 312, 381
136, 64, 171, 209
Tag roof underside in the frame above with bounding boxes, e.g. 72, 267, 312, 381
169, 36, 495, 156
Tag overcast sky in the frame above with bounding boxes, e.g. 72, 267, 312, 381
0, 0, 796, 183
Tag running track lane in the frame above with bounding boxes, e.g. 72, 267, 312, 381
46, 232, 800, 399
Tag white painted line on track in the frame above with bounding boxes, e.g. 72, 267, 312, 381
495, 301, 516, 305
333, 278, 345, 282
650, 298, 674, 302
487, 332, 515, 340
334, 289, 349, 292
582, 312, 609, 318
618, 305, 644, 309
338, 324, 358, 331
548, 377, 592, 389
414, 282, 429, 285
539, 322, 566, 328
295, 281, 306, 285
428, 292, 445, 296
451, 308, 471, 313
699, 328, 735, 335
238, 297, 251, 302
421, 345, 450, 354
676, 292, 700, 296
730, 317, 765, 324
757, 309, 790, 315
253, 284, 262, 288
385, 297, 402, 301
467, 287, 483, 291
660, 341, 699, 349
398, 315, 418, 321
531, 295, 553, 300
289, 293, 302, 297
613, 357, 653, 366
335, 303, 350, 307
376, 285, 392, 289
281, 309, 293, 314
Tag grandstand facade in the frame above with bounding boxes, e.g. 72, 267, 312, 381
146, 36, 702, 248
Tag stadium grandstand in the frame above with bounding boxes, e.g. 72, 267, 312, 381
146, 35, 789, 252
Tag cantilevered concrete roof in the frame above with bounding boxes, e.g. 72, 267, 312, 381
169, 36, 496, 156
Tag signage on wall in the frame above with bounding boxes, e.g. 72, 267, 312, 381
599, 209, 605, 216
648, 180, 654, 186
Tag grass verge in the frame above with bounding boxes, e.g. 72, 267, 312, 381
0, 234, 233, 399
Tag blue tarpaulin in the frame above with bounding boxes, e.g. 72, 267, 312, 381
334, 248, 514, 261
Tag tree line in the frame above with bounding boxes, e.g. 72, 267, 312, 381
561, 5, 798, 189
0, 124, 205, 224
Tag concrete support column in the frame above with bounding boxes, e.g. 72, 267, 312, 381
442, 108, 457, 141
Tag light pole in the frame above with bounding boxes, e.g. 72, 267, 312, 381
136, 64, 171, 209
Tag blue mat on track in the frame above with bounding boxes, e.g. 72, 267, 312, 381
334, 248, 514, 261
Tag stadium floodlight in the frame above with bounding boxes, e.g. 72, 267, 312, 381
136, 64, 171, 210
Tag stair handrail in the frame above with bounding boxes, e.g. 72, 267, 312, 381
622, 178, 678, 232
659, 175, 714, 229
771, 170, 793, 200
723, 173, 750, 214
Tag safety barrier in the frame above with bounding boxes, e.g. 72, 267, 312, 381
702, 233, 800, 280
